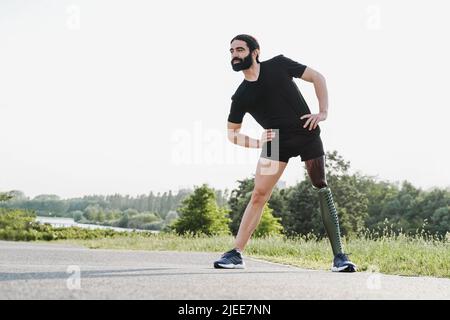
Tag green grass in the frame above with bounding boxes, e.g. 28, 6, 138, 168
59, 232, 450, 279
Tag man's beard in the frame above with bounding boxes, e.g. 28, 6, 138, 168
231, 52, 253, 71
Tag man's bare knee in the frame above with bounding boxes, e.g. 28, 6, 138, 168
250, 189, 270, 205
312, 179, 328, 189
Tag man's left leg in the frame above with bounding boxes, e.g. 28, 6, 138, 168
305, 155, 357, 272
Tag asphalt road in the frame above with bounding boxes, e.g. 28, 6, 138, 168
0, 241, 449, 300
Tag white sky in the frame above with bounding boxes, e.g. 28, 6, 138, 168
1, 0, 449, 199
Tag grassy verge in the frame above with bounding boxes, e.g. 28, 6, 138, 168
59, 232, 450, 279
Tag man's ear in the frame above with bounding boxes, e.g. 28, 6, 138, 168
253, 49, 260, 59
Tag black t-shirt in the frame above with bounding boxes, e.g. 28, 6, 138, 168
227, 54, 320, 135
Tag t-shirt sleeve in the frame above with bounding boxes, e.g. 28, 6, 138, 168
227, 97, 246, 124
278, 55, 307, 78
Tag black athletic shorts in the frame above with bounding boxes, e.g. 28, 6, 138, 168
260, 130, 325, 163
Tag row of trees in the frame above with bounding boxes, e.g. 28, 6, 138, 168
0, 188, 229, 231
2, 150, 449, 237
2, 189, 230, 220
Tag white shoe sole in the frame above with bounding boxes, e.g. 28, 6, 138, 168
214, 262, 245, 269
331, 263, 357, 272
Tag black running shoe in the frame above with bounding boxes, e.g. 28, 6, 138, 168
213, 249, 245, 269
332, 253, 357, 272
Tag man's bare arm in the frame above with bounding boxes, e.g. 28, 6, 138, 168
301, 67, 328, 116
227, 121, 260, 149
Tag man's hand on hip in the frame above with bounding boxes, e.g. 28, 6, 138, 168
300, 112, 327, 131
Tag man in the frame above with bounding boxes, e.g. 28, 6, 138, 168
213, 34, 356, 272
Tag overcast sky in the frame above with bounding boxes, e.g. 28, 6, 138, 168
1, 0, 449, 199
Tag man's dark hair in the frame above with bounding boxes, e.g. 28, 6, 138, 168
230, 34, 260, 63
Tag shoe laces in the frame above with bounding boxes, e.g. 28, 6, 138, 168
336, 252, 352, 260
222, 249, 239, 258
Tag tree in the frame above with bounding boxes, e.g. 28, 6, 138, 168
33, 194, 60, 201
415, 188, 449, 235
330, 174, 369, 236
148, 191, 155, 212
215, 189, 231, 208
164, 210, 179, 226
117, 213, 129, 228
356, 176, 399, 229
159, 192, 168, 217
430, 207, 450, 235
282, 181, 323, 236
228, 177, 254, 235
253, 204, 283, 237
265, 187, 287, 219
173, 184, 231, 235
83, 205, 101, 221
5, 190, 27, 201
71, 210, 84, 222
0, 192, 13, 202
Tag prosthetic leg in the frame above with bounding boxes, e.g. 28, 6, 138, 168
315, 185, 344, 256
306, 155, 356, 272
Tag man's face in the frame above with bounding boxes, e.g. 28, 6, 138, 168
230, 40, 254, 72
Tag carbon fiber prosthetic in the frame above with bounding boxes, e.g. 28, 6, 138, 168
305, 156, 344, 256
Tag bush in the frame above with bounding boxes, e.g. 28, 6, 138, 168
253, 204, 283, 237
173, 184, 231, 236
